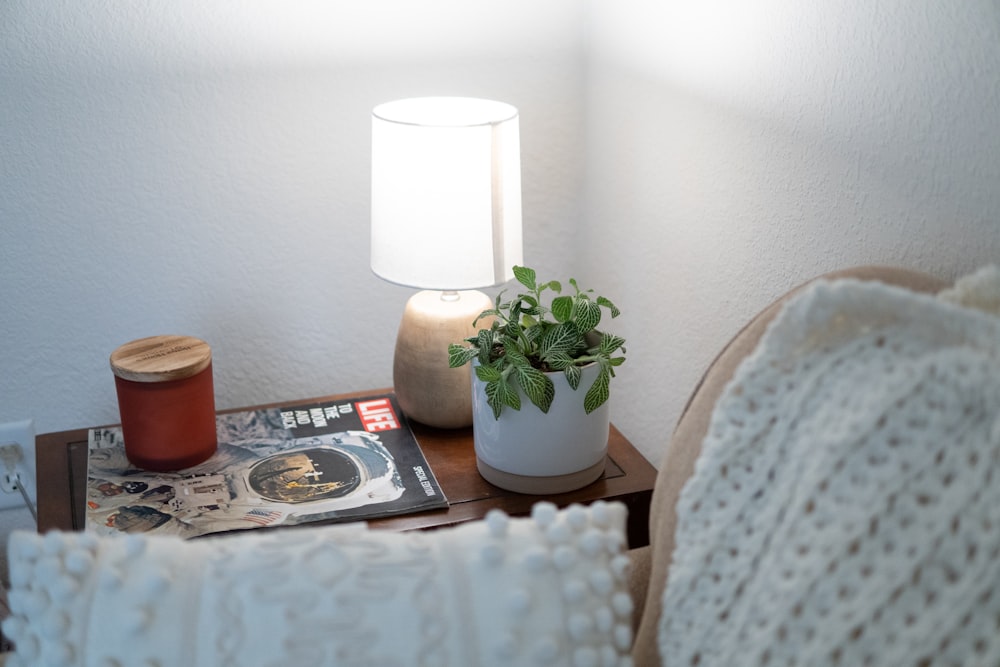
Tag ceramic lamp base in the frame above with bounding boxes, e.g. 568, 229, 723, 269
476, 455, 607, 495
393, 289, 494, 429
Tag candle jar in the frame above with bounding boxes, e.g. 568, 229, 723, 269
110, 335, 218, 471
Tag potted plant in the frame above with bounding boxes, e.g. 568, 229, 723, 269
448, 265, 627, 493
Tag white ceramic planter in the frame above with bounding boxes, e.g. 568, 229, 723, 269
471, 362, 610, 494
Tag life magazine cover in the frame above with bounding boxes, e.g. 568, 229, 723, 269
85, 393, 448, 538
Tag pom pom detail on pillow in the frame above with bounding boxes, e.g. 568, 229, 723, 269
4, 501, 633, 667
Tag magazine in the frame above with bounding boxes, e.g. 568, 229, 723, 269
85, 393, 448, 538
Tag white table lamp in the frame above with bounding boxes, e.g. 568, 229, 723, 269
371, 96, 523, 428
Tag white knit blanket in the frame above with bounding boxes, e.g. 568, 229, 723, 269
660, 275, 1000, 667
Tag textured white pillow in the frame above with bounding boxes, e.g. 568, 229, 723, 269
660, 279, 1000, 666
4, 501, 633, 667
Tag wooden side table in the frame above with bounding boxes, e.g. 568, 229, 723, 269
35, 389, 657, 548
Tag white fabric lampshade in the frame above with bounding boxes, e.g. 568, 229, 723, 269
371, 97, 523, 290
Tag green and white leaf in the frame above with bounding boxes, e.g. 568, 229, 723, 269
486, 378, 520, 419
540, 322, 578, 358
583, 367, 611, 414
544, 351, 575, 371
563, 363, 583, 391
504, 348, 531, 370
472, 308, 500, 327
597, 296, 621, 318
517, 366, 555, 413
513, 265, 536, 290
475, 363, 504, 383
551, 295, 574, 323
448, 344, 479, 368
599, 333, 627, 355
575, 298, 602, 333
476, 329, 495, 365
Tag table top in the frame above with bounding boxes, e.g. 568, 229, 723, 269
35, 389, 658, 548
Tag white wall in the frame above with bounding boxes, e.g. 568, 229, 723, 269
0, 0, 587, 438
584, 0, 1000, 465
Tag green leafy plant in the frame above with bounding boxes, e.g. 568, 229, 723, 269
448, 265, 626, 419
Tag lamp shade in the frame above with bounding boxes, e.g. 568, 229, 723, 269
371, 97, 523, 290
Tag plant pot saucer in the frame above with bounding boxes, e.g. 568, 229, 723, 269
476, 455, 606, 495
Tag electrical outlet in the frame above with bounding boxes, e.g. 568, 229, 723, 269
0, 419, 36, 511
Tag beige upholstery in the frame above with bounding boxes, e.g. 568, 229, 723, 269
630, 266, 949, 667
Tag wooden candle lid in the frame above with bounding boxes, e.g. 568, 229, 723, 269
110, 335, 212, 383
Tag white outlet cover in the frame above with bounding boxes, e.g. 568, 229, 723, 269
0, 419, 36, 512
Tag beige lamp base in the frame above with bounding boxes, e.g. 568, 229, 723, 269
392, 289, 494, 429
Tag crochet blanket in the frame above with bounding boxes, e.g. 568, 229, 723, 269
660, 274, 1000, 666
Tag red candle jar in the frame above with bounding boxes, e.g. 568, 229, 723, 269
110, 335, 218, 471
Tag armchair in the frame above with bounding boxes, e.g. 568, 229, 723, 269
631, 265, 1000, 666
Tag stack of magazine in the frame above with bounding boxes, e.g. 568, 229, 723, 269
85, 393, 447, 538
